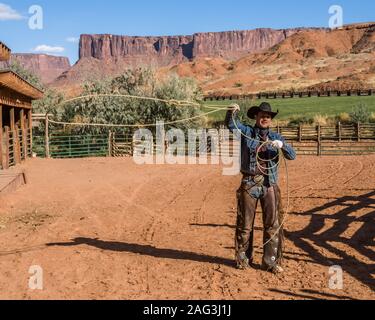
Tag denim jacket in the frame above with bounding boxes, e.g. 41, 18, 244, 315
226, 111, 296, 185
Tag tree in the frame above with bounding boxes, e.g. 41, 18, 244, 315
60, 68, 205, 135
32, 89, 65, 116
9, 60, 44, 90
32, 89, 65, 137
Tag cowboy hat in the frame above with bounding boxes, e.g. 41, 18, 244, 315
247, 102, 279, 119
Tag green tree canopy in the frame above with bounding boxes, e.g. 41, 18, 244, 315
60, 68, 206, 135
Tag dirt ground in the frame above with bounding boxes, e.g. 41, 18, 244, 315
0, 156, 374, 300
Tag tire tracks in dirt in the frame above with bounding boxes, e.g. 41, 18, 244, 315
139, 171, 235, 298
193, 177, 217, 225
140, 174, 210, 243
289, 158, 370, 202
101, 179, 174, 243
182, 173, 237, 300
342, 159, 365, 186
138, 176, 205, 242
290, 160, 345, 194
305, 158, 368, 198
64, 177, 165, 243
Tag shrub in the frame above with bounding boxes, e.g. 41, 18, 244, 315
349, 103, 371, 123
337, 112, 351, 124
313, 114, 330, 126
288, 116, 314, 126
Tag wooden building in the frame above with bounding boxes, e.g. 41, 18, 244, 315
0, 41, 43, 170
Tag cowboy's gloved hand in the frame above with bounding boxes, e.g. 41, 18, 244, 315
271, 140, 283, 149
229, 103, 240, 113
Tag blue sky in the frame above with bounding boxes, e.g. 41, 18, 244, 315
0, 0, 374, 64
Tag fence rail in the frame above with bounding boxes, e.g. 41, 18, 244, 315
48, 135, 109, 159
276, 123, 375, 142
203, 88, 374, 101
32, 122, 375, 159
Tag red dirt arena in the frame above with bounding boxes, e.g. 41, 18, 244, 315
0, 155, 374, 300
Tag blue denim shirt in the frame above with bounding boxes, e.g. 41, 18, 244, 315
226, 111, 296, 185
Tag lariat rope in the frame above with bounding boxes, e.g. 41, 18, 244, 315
48, 108, 224, 128
47, 93, 229, 127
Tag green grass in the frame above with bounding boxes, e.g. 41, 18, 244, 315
203, 95, 375, 122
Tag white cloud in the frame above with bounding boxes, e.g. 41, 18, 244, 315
66, 37, 79, 43
33, 45, 65, 53
0, 3, 24, 20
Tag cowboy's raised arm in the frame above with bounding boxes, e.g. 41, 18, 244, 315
225, 104, 252, 134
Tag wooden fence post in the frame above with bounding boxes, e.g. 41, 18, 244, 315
4, 126, 9, 169
9, 108, 16, 165
298, 124, 303, 142
20, 109, 27, 160
317, 124, 322, 156
114, 132, 117, 156
357, 122, 361, 142
28, 109, 32, 157
45, 115, 50, 158
68, 136, 72, 158
14, 124, 21, 164
338, 122, 342, 142
108, 131, 113, 157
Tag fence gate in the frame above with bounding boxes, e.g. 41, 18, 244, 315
110, 133, 133, 157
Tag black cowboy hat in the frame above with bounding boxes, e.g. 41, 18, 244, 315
247, 102, 279, 119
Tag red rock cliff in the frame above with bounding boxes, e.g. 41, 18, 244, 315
10, 54, 71, 84
79, 28, 311, 66
79, 34, 194, 66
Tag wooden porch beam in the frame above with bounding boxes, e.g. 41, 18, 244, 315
10, 107, 15, 131
0, 104, 3, 169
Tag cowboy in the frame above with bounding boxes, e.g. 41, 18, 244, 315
225, 102, 296, 274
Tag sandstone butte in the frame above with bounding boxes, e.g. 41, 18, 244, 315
78, 28, 308, 63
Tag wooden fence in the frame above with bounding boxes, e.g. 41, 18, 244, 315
1, 126, 32, 169
267, 123, 375, 156
108, 123, 375, 157
31, 122, 375, 159
275, 122, 375, 142
203, 89, 374, 101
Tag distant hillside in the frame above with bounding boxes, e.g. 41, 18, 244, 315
162, 23, 375, 95
10, 54, 71, 84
